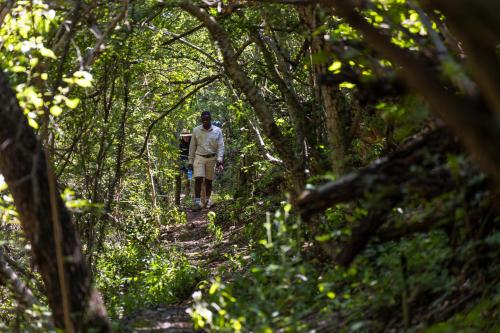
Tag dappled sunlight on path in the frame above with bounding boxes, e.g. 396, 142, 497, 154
122, 305, 193, 332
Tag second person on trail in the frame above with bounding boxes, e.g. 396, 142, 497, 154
188, 111, 224, 211
179, 129, 192, 197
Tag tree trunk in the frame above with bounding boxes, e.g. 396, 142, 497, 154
298, 5, 351, 174
94, 65, 130, 269
0, 71, 111, 331
175, 174, 181, 205
252, 31, 307, 165
146, 141, 161, 226
87, 61, 116, 270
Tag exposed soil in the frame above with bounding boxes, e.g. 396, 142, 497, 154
120, 206, 246, 332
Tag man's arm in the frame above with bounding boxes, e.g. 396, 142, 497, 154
216, 129, 224, 164
188, 129, 197, 165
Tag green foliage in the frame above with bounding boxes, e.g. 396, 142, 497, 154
97, 242, 205, 317
0, 0, 498, 331
188, 157, 499, 331
162, 206, 188, 225
425, 296, 500, 333
0, 296, 53, 332
207, 211, 224, 243
0, 1, 91, 129
189, 205, 319, 332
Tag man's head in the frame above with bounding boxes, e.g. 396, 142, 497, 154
201, 111, 212, 129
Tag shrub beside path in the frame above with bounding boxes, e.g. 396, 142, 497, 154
120, 206, 244, 332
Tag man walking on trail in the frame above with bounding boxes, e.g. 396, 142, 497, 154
188, 111, 224, 211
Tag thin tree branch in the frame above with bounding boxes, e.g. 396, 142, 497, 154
161, 23, 204, 46
235, 39, 253, 58
135, 74, 220, 159
146, 24, 222, 65
248, 119, 283, 165
82, 0, 130, 69
0, 247, 39, 308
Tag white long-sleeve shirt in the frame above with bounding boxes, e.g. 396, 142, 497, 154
188, 125, 224, 164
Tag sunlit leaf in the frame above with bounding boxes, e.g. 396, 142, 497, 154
328, 61, 342, 72
11, 65, 27, 73
340, 82, 356, 89
74, 78, 92, 88
65, 98, 80, 109
40, 47, 57, 59
50, 105, 63, 116
27, 118, 39, 129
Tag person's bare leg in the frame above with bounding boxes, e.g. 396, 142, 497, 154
205, 179, 212, 200
200, 179, 206, 206
194, 177, 203, 199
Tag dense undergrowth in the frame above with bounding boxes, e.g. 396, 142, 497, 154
188, 154, 500, 332
2, 127, 498, 333
96, 242, 204, 318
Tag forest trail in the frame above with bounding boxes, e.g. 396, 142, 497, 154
121, 207, 243, 332
3, 1, 499, 331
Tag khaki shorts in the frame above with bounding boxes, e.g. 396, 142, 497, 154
193, 155, 216, 180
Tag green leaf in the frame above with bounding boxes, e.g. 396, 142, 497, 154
50, 105, 63, 116
339, 82, 356, 89
312, 24, 327, 37
315, 234, 331, 242
328, 61, 342, 72
209, 281, 220, 295
65, 98, 80, 109
74, 71, 92, 80
11, 65, 27, 73
0, 176, 7, 191
29, 57, 39, 67
27, 118, 39, 129
209, 7, 218, 16
74, 78, 92, 88
40, 47, 57, 59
